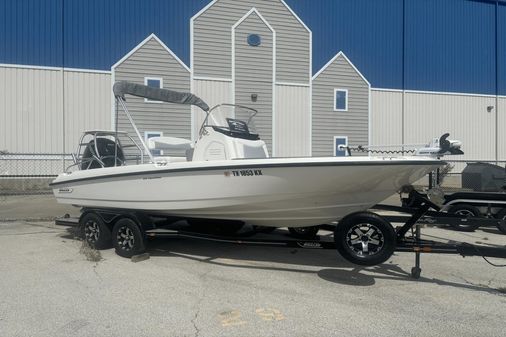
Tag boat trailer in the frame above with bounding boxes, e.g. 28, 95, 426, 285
56, 190, 506, 279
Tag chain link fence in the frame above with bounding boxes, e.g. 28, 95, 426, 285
0, 153, 73, 196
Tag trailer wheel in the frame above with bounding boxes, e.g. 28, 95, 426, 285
334, 212, 396, 266
79, 212, 112, 249
495, 209, 506, 234
448, 204, 481, 232
112, 218, 146, 258
288, 226, 320, 239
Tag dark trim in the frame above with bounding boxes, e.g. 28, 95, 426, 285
49, 159, 443, 187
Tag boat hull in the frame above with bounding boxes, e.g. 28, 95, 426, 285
51, 157, 442, 226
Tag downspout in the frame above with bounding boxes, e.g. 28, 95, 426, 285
401, 0, 406, 153
61, 0, 65, 171
495, 0, 499, 162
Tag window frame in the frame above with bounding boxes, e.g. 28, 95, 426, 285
144, 77, 164, 103
333, 88, 348, 112
145, 131, 163, 156
333, 136, 348, 157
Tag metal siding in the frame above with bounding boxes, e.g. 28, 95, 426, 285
404, 92, 496, 161
0, 0, 63, 67
312, 55, 369, 156
0, 66, 63, 153
370, 90, 403, 146
114, 38, 191, 145
234, 12, 274, 153
193, 0, 310, 83
0, 66, 109, 154
191, 79, 233, 138
499, 2, 506, 96
274, 85, 310, 156
2, 0, 505, 96
404, 0, 496, 95
63, 71, 111, 151
499, 97, 506, 160
286, 0, 403, 90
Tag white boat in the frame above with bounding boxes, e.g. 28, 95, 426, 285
51, 82, 446, 227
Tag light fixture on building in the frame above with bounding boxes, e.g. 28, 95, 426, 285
487, 105, 494, 112
251, 94, 258, 102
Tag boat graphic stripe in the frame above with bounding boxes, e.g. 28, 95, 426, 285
49, 160, 443, 187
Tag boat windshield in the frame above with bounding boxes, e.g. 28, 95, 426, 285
199, 104, 258, 137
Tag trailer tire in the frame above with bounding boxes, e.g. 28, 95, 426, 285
495, 208, 506, 234
334, 212, 396, 266
288, 226, 320, 239
447, 204, 481, 232
79, 212, 112, 249
112, 218, 146, 258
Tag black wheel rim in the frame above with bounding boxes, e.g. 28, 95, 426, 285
84, 220, 100, 243
117, 226, 135, 251
345, 223, 384, 257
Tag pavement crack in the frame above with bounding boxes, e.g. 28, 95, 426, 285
190, 269, 211, 337
92, 262, 103, 282
191, 305, 201, 337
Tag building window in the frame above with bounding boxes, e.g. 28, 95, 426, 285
145, 131, 163, 156
334, 89, 348, 111
333, 136, 348, 157
247, 34, 261, 46
144, 77, 163, 103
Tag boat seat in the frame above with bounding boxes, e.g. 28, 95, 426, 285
147, 137, 193, 151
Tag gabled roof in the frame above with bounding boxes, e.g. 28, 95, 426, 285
111, 33, 190, 72
191, 0, 310, 33
312, 51, 370, 87
232, 7, 275, 32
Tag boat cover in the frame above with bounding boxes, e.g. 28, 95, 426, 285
113, 81, 209, 111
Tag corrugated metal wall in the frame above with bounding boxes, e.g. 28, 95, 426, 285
0, 66, 111, 154
0, 66, 63, 153
499, 97, 506, 160
370, 90, 403, 146
370, 90, 503, 161
64, 71, 112, 151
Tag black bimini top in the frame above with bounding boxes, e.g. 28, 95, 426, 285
113, 81, 210, 112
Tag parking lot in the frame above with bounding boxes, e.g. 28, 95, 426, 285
1, 212, 505, 337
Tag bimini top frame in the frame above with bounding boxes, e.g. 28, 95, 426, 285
112, 81, 210, 163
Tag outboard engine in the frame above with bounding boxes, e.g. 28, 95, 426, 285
81, 138, 125, 170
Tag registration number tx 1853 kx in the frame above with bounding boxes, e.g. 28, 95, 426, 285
230, 169, 263, 177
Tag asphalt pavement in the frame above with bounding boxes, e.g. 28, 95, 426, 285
0, 218, 505, 337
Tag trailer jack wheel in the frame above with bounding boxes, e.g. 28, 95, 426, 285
411, 267, 422, 279
335, 212, 396, 266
